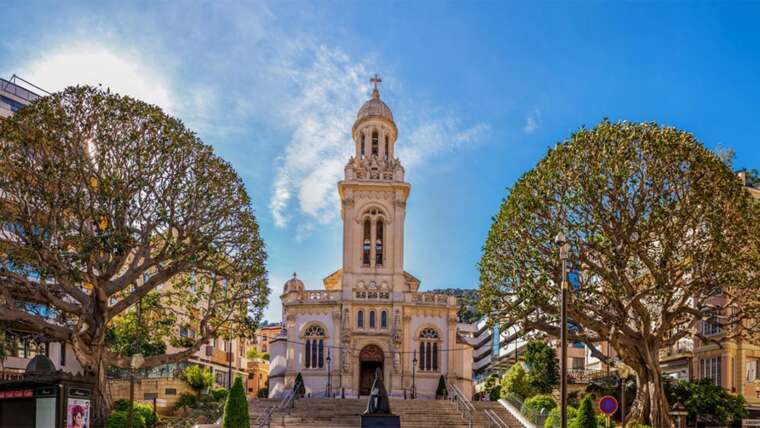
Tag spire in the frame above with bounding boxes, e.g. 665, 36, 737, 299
370, 73, 382, 99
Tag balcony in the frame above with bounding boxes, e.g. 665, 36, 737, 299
407, 292, 454, 306
0, 77, 41, 104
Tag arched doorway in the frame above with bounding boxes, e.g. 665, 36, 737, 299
358, 344, 384, 396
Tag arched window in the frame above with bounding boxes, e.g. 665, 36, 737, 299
418, 328, 440, 371
384, 136, 389, 160
362, 219, 371, 266
361, 134, 365, 159
304, 325, 326, 369
381, 311, 387, 329
375, 220, 384, 266
357, 310, 364, 328
369, 310, 376, 328
372, 131, 379, 156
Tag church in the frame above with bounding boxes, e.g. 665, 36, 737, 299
268, 76, 473, 400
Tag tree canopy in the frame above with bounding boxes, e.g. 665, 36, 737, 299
479, 120, 760, 426
0, 86, 268, 422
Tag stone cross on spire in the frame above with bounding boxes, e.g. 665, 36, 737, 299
370, 74, 382, 99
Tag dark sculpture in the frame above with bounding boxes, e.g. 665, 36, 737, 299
363, 367, 391, 415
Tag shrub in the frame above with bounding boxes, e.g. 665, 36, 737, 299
180, 364, 214, 396
499, 363, 533, 400
106, 410, 146, 428
483, 373, 501, 401
113, 399, 131, 412
222, 376, 250, 428
570, 395, 599, 428
522, 394, 556, 418
524, 341, 560, 394
134, 402, 158, 427
261, 352, 269, 361
210, 387, 229, 402
545, 406, 578, 428
174, 392, 198, 409
257, 387, 269, 398
436, 375, 448, 398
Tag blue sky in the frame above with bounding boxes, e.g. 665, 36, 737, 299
2, 1, 759, 323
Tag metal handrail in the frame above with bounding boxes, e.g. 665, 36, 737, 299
256, 380, 302, 428
446, 382, 474, 428
484, 408, 509, 428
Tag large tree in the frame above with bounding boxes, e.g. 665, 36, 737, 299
0, 86, 268, 423
479, 120, 760, 426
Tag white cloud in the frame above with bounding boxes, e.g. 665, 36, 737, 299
18, 43, 174, 111
523, 109, 540, 134
269, 46, 489, 233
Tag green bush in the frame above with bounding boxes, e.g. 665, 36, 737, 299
106, 410, 146, 428
570, 395, 599, 428
499, 363, 533, 400
482, 373, 501, 401
522, 394, 556, 418
436, 375, 448, 398
113, 399, 131, 412
544, 406, 578, 428
222, 376, 250, 428
180, 364, 214, 395
524, 341, 560, 394
257, 387, 269, 398
210, 387, 229, 402
174, 392, 199, 409
134, 402, 158, 427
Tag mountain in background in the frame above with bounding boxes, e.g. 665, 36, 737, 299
428, 288, 481, 324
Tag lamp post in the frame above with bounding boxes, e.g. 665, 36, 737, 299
412, 350, 417, 399
128, 293, 143, 428
326, 349, 332, 397
554, 232, 570, 428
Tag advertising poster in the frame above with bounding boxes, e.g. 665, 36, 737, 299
67, 398, 91, 428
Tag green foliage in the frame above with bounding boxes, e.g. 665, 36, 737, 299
174, 392, 199, 410
570, 395, 599, 428
545, 406, 578, 428
210, 387, 229, 402
257, 388, 269, 398
246, 348, 260, 359
261, 352, 270, 361
479, 120, 760, 425
106, 292, 171, 357
665, 378, 747, 425
109, 400, 157, 427
222, 376, 250, 428
106, 410, 145, 428
294, 372, 305, 396
0, 85, 270, 424
524, 341, 559, 394
181, 365, 214, 395
428, 288, 481, 323
499, 364, 533, 400
522, 394, 556, 418
483, 373, 501, 401
436, 375, 448, 397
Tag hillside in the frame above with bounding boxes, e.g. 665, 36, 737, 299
428, 288, 481, 323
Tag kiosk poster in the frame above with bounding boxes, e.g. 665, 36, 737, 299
67, 398, 91, 428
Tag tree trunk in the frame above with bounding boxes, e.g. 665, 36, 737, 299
91, 353, 112, 427
631, 352, 671, 427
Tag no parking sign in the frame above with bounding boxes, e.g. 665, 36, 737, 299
598, 395, 618, 416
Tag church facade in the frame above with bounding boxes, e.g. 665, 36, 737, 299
268, 77, 473, 399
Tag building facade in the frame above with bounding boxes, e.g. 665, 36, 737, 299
269, 79, 473, 399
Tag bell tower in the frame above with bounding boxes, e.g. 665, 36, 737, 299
339, 75, 410, 294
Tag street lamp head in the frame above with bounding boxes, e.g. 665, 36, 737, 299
554, 232, 566, 246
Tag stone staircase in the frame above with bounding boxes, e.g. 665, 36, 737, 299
249, 397, 523, 428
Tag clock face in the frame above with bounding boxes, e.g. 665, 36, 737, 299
369, 281, 377, 289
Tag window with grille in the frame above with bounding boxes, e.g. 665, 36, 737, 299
304, 325, 326, 369
418, 328, 440, 371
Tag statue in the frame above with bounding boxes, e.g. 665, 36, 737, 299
363, 368, 391, 415
360, 367, 400, 427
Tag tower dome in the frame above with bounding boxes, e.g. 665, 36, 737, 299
352, 74, 397, 137
283, 272, 304, 293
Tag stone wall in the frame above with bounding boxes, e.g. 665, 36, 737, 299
110, 377, 194, 414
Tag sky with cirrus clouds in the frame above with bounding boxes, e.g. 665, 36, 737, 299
2, 1, 760, 323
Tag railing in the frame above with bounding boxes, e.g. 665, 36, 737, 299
446, 382, 474, 428
567, 368, 609, 384
504, 392, 548, 427
484, 408, 509, 428
411, 292, 453, 306
256, 380, 302, 428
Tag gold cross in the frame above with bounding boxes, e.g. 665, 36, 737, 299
370, 74, 382, 90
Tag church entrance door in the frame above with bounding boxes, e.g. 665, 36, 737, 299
358, 344, 384, 396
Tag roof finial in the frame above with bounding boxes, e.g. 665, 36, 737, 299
370, 73, 382, 99
293, 272, 297, 278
